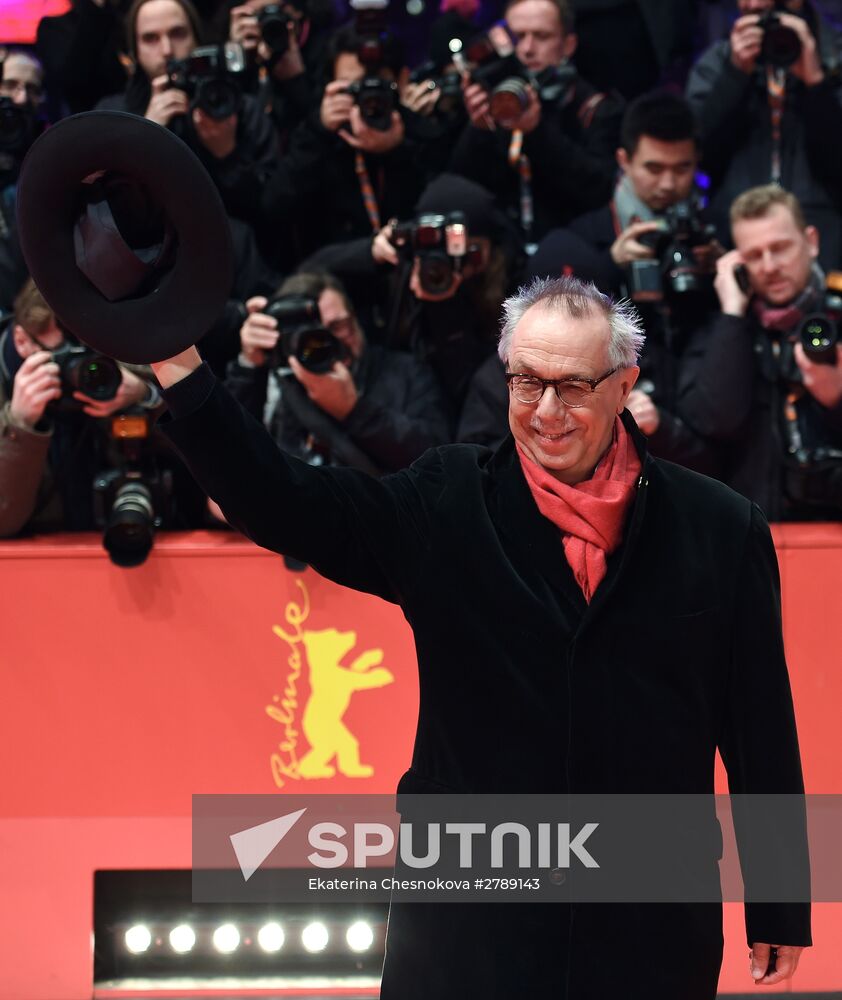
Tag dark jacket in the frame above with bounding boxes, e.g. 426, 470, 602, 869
260, 107, 427, 259
686, 32, 842, 267
449, 76, 624, 243
160, 363, 810, 998
224, 342, 451, 475
96, 84, 278, 228
677, 309, 842, 521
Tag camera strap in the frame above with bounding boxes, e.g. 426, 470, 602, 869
354, 151, 382, 233
766, 66, 787, 185
507, 129, 535, 250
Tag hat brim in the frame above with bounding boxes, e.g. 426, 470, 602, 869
16, 111, 234, 365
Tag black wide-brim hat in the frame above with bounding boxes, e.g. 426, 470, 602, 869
16, 111, 233, 365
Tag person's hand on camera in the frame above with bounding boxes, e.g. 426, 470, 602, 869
288, 356, 359, 420
239, 295, 278, 366
794, 341, 842, 408
730, 14, 764, 75
320, 79, 354, 132
506, 85, 541, 134
145, 74, 189, 127
715, 249, 751, 317
462, 74, 494, 130
692, 238, 726, 274
193, 107, 238, 158
73, 367, 148, 418
264, 21, 305, 80
229, 3, 260, 49
9, 351, 61, 430
626, 388, 660, 435
778, 12, 824, 86
372, 221, 400, 266
401, 79, 440, 116
610, 220, 661, 267
339, 105, 404, 154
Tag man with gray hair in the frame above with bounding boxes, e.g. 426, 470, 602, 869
151, 274, 810, 998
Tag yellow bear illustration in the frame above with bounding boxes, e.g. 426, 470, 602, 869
297, 628, 394, 779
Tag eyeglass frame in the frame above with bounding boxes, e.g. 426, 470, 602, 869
504, 367, 620, 406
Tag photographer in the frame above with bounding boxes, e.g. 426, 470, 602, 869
223, 271, 450, 475
526, 91, 722, 473
449, 0, 623, 249
97, 0, 277, 227
687, 0, 842, 266
300, 174, 517, 411
260, 24, 426, 258
678, 185, 842, 520
0, 279, 162, 536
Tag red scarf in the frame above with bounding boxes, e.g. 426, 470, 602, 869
517, 418, 642, 603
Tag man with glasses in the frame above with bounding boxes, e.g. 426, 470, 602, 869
152, 272, 809, 997
223, 271, 450, 476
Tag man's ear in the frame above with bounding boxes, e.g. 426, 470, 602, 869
12, 324, 35, 359
806, 225, 820, 261
616, 147, 630, 175
617, 365, 640, 413
562, 32, 577, 60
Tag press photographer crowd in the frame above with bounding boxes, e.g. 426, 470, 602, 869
3, 0, 842, 566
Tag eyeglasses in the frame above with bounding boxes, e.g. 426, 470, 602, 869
505, 368, 619, 407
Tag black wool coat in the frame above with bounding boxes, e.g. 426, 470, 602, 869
161, 364, 811, 1000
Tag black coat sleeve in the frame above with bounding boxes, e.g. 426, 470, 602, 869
159, 364, 444, 602
718, 503, 812, 948
801, 77, 842, 194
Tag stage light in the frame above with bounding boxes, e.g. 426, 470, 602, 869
124, 924, 152, 954
212, 923, 240, 954
301, 921, 329, 952
346, 920, 374, 952
257, 922, 285, 952
169, 924, 196, 953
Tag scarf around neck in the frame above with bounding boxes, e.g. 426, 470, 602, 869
752, 263, 825, 333
517, 417, 642, 603
612, 172, 658, 232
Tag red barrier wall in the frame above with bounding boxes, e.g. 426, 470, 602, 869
1, 526, 840, 998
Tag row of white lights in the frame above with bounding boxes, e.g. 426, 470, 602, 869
124, 920, 375, 955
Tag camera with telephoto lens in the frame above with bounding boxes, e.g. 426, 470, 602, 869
757, 8, 802, 69
463, 23, 532, 130
49, 341, 122, 412
797, 272, 842, 366
345, 76, 398, 130
390, 211, 469, 295
0, 96, 39, 157
627, 197, 718, 303
166, 44, 246, 120
263, 294, 350, 373
92, 411, 173, 568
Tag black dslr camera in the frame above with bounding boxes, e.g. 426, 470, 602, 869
390, 212, 469, 295
627, 197, 717, 303
757, 5, 802, 69
263, 295, 349, 373
93, 411, 173, 568
346, 77, 398, 131
797, 273, 842, 366
408, 61, 462, 116
344, 0, 398, 130
50, 341, 122, 412
167, 44, 247, 120
461, 24, 530, 130
257, 0, 307, 56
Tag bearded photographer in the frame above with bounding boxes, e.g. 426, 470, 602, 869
525, 91, 723, 475
678, 185, 842, 521
96, 0, 277, 228
0, 279, 162, 536
687, 0, 842, 267
260, 24, 426, 260
449, 0, 623, 250
223, 272, 450, 476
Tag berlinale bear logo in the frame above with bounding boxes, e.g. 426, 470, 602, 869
266, 580, 394, 787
